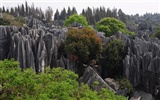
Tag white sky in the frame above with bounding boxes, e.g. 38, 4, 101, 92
1, 0, 160, 15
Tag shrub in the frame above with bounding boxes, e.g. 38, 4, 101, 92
0, 59, 126, 100
153, 24, 160, 39
65, 27, 102, 64
1, 13, 25, 26
64, 14, 88, 27
119, 78, 133, 94
0, 18, 10, 25
96, 17, 135, 37
101, 39, 125, 78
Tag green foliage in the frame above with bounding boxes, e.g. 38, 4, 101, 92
101, 39, 125, 78
153, 24, 160, 39
65, 27, 102, 64
96, 17, 135, 37
1, 13, 25, 26
64, 14, 88, 27
118, 78, 133, 94
0, 59, 126, 100
0, 18, 10, 25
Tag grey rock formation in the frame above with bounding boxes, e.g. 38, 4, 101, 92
0, 26, 9, 60
133, 91, 153, 100
104, 78, 120, 91
0, 20, 69, 73
123, 32, 160, 96
80, 66, 116, 92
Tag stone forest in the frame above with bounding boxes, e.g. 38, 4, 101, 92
0, 1, 160, 100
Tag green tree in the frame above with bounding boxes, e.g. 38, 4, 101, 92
60, 8, 67, 20
101, 39, 125, 78
65, 28, 102, 64
119, 78, 133, 95
71, 7, 77, 15
96, 17, 135, 37
67, 7, 71, 18
0, 18, 10, 25
0, 59, 126, 100
153, 24, 160, 39
25, 1, 28, 16
45, 6, 53, 22
54, 9, 60, 20
64, 14, 88, 27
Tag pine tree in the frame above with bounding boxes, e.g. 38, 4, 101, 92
112, 8, 118, 18
45, 6, 53, 22
60, 8, 66, 20
118, 9, 126, 23
10, 7, 15, 15
67, 7, 71, 18
2, 6, 5, 13
25, 1, 28, 16
21, 4, 25, 16
71, 7, 77, 15
54, 9, 60, 20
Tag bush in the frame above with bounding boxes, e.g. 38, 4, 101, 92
118, 78, 133, 94
0, 59, 126, 100
0, 18, 10, 25
153, 24, 160, 39
65, 27, 102, 64
1, 13, 25, 26
96, 17, 135, 37
64, 14, 88, 27
101, 39, 125, 78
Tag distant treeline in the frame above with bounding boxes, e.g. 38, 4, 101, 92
0, 1, 160, 27
0, 1, 126, 24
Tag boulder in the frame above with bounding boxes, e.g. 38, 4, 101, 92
104, 78, 120, 91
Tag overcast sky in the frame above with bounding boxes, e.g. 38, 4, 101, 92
1, 0, 160, 15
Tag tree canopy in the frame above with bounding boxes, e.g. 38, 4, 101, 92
64, 14, 88, 27
153, 24, 160, 39
96, 17, 135, 37
0, 59, 126, 100
101, 39, 125, 78
65, 27, 102, 64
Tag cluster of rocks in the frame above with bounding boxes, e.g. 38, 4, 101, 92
1, 16, 160, 99
123, 31, 160, 98
0, 18, 77, 73
96, 30, 160, 99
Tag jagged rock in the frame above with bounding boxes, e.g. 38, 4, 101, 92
104, 78, 120, 91
123, 33, 160, 95
133, 91, 153, 100
81, 66, 116, 92
0, 26, 9, 60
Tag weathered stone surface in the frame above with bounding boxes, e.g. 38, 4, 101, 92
133, 91, 153, 100
0, 21, 69, 73
81, 66, 116, 92
123, 32, 160, 96
104, 78, 120, 91
0, 26, 9, 60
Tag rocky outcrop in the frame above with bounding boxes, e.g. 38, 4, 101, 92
97, 31, 160, 97
132, 91, 153, 100
123, 33, 160, 96
80, 66, 116, 92
0, 26, 9, 60
104, 78, 120, 91
0, 23, 69, 73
